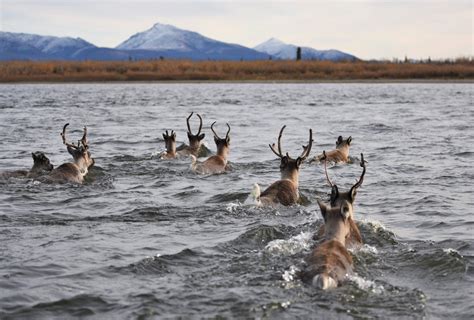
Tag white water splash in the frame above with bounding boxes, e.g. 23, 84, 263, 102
226, 202, 242, 213
350, 244, 379, 255
265, 231, 313, 256
443, 248, 462, 256
282, 265, 300, 282
347, 274, 384, 294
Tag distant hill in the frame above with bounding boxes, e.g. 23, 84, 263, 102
254, 38, 357, 61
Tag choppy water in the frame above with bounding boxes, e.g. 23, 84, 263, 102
0, 83, 472, 319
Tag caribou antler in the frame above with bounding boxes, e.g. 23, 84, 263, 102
80, 126, 88, 148
61, 123, 78, 149
351, 153, 366, 191
186, 112, 203, 136
298, 129, 313, 160
323, 150, 334, 187
211, 121, 231, 140
269, 125, 286, 158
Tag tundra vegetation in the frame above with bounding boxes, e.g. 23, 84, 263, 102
0, 59, 472, 82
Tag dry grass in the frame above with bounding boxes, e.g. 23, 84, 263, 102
0, 59, 473, 82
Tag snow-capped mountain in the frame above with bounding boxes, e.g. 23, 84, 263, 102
116, 23, 269, 60
254, 38, 357, 61
0, 25, 356, 61
0, 32, 95, 60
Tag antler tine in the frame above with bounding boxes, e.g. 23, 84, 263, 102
323, 150, 334, 187
277, 125, 286, 156
269, 125, 286, 158
269, 143, 282, 158
352, 153, 366, 190
60, 123, 77, 149
186, 112, 194, 134
80, 126, 88, 148
225, 123, 231, 139
196, 113, 203, 135
210, 121, 221, 139
299, 128, 313, 160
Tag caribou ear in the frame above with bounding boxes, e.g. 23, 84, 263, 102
296, 157, 303, 168
198, 133, 205, 140
330, 185, 339, 206
349, 187, 357, 203
337, 136, 343, 144
317, 200, 328, 221
31, 152, 37, 160
347, 136, 353, 145
162, 133, 166, 140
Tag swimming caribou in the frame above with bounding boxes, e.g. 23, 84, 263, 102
160, 130, 178, 160
177, 112, 206, 157
301, 199, 355, 289
0, 152, 54, 180
46, 123, 95, 184
312, 136, 353, 163
252, 125, 313, 206
314, 152, 367, 247
191, 121, 230, 174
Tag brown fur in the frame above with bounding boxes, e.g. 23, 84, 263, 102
313, 136, 352, 163
47, 163, 85, 184
254, 125, 313, 206
259, 179, 299, 206
191, 121, 230, 175
301, 201, 354, 289
177, 112, 205, 157
0, 152, 53, 180
301, 240, 353, 285
315, 219, 363, 248
43, 124, 94, 184
160, 130, 178, 160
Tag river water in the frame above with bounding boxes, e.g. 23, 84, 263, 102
0, 83, 472, 319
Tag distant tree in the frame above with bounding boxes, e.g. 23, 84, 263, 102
404, 55, 408, 63
296, 47, 302, 61
269, 56, 272, 60
159, 56, 164, 61
128, 55, 132, 62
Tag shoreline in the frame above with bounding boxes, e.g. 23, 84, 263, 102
1, 79, 472, 84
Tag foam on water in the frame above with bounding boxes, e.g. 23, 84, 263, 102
347, 274, 385, 294
265, 231, 313, 256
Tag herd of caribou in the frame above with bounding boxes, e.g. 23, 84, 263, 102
1, 112, 367, 290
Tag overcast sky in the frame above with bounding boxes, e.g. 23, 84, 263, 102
1, 0, 472, 60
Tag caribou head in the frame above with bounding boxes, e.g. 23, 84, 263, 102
324, 152, 366, 218
186, 112, 205, 152
61, 123, 94, 170
210, 121, 230, 159
269, 125, 313, 186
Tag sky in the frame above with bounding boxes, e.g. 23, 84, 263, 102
1, 0, 472, 60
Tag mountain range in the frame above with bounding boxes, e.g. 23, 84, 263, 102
0, 23, 357, 61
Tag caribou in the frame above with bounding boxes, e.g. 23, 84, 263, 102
177, 112, 206, 157
46, 123, 95, 184
0, 151, 54, 180
314, 152, 367, 247
252, 125, 313, 206
312, 136, 353, 163
301, 199, 354, 289
191, 121, 230, 174
160, 130, 178, 160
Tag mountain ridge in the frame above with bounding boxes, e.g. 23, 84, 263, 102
0, 25, 357, 61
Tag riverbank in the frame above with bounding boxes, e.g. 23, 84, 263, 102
1, 60, 473, 82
